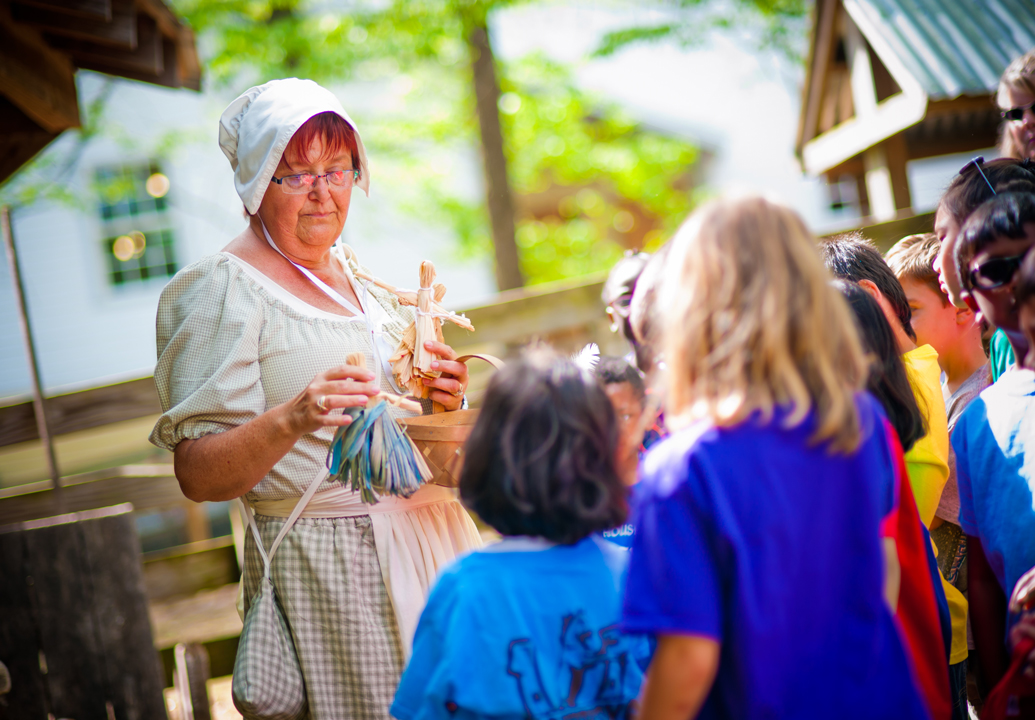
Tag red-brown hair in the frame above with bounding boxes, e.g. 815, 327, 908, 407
284, 112, 360, 172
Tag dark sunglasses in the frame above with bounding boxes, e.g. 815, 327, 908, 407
970, 254, 1026, 290
1002, 100, 1035, 122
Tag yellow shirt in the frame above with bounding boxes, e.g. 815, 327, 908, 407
903, 344, 968, 665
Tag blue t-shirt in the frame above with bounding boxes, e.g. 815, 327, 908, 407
392, 536, 652, 720
622, 396, 928, 720
954, 368, 1035, 604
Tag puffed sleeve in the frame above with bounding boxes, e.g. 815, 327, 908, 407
149, 255, 266, 451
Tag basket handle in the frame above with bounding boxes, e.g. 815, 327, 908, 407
455, 353, 505, 370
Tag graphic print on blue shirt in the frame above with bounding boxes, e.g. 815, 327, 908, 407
391, 537, 650, 720
507, 614, 636, 719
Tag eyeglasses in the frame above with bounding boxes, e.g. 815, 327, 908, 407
271, 169, 359, 194
1001, 101, 1035, 122
959, 156, 997, 196
970, 254, 1026, 290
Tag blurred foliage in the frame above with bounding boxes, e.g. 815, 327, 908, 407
173, 0, 701, 284
593, 0, 809, 64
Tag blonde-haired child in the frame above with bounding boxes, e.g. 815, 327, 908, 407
622, 197, 929, 719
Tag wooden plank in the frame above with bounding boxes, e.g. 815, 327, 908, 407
0, 526, 48, 718
13, 0, 112, 22
149, 583, 242, 650
109, 34, 181, 88
0, 375, 161, 447
12, 0, 137, 48
0, 505, 166, 719
0, 10, 79, 133
0, 465, 183, 524
821, 210, 936, 252
797, 0, 840, 154
52, 12, 163, 76
174, 643, 212, 720
443, 274, 606, 348
143, 537, 238, 601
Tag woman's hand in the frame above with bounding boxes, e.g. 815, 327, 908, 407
421, 340, 469, 412
283, 364, 379, 435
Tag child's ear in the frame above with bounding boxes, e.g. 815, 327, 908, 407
962, 293, 984, 324
954, 304, 975, 326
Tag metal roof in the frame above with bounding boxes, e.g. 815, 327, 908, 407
844, 0, 1035, 100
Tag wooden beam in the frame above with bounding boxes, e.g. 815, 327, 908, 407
143, 537, 238, 601
802, 89, 928, 175
821, 210, 936, 252
0, 464, 183, 525
0, 10, 79, 133
12, 0, 111, 22
442, 274, 606, 348
798, 0, 840, 156
0, 375, 161, 448
0, 96, 59, 182
13, 0, 137, 49
108, 35, 182, 88
51, 12, 163, 76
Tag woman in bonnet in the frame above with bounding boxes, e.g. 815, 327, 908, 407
149, 78, 482, 717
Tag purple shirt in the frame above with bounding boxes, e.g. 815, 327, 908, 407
622, 397, 928, 719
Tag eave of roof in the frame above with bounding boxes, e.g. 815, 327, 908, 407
844, 0, 1035, 100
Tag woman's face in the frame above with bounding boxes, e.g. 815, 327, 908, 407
1001, 85, 1035, 160
933, 207, 967, 308
258, 134, 354, 252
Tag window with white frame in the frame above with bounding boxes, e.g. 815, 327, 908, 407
96, 161, 177, 286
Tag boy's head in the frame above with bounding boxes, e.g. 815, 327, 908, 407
956, 192, 1035, 334
602, 251, 650, 346
594, 355, 646, 419
459, 349, 627, 544
1016, 248, 1035, 369
885, 233, 965, 359
594, 356, 649, 485
820, 233, 917, 344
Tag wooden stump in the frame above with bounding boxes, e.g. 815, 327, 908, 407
0, 504, 166, 720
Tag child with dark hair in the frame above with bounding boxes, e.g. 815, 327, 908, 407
391, 350, 650, 720
834, 280, 925, 452
821, 235, 951, 526
624, 197, 930, 720
836, 279, 964, 718
823, 234, 966, 708
592, 355, 663, 547
933, 157, 1035, 380
951, 193, 1035, 703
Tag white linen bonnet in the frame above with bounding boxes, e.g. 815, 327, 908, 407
218, 78, 371, 215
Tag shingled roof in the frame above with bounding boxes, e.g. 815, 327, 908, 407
844, 0, 1035, 100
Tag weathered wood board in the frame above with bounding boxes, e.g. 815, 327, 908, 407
0, 504, 166, 720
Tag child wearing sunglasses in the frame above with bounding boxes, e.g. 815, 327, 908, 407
951, 191, 1035, 700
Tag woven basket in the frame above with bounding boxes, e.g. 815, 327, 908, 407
398, 354, 504, 487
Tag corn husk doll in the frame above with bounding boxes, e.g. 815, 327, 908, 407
327, 262, 473, 502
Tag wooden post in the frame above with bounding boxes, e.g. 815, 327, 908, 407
1, 205, 61, 492
0, 504, 167, 719
173, 643, 211, 720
